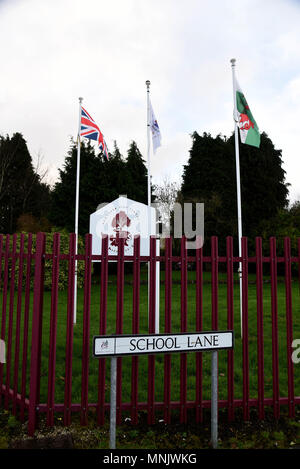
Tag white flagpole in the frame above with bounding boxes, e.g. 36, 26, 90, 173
230, 59, 243, 337
146, 80, 151, 331
146, 81, 151, 207
74, 96, 83, 324
145, 80, 160, 334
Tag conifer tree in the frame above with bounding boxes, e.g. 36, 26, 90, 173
50, 140, 148, 234
181, 131, 289, 253
50, 139, 100, 234
0, 132, 51, 233
126, 141, 148, 204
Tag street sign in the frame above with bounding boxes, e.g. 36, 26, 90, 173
93, 330, 234, 450
93, 331, 234, 357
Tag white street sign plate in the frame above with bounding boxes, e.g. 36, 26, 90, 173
93, 331, 234, 357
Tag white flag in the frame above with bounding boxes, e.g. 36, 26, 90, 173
149, 100, 161, 153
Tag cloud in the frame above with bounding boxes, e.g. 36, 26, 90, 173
258, 73, 300, 203
0, 0, 300, 202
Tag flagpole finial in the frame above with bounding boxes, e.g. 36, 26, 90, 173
230, 58, 236, 67
145, 80, 150, 91
79, 97, 83, 104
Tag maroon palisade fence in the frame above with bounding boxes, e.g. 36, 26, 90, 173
0, 232, 299, 435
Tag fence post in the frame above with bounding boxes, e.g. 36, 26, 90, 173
0, 235, 3, 288
28, 232, 46, 436
241, 237, 249, 421
97, 235, 109, 426
211, 237, 218, 330
256, 237, 265, 420
20, 233, 33, 421
270, 237, 280, 419
180, 236, 188, 423
4, 234, 17, 409
284, 237, 295, 418
164, 236, 172, 424
63, 233, 76, 426
147, 236, 156, 425
211, 350, 218, 449
12, 233, 25, 415
80, 233, 92, 426
47, 233, 60, 426
226, 236, 234, 421
0, 234, 6, 402
116, 236, 124, 425
131, 235, 140, 425
196, 235, 203, 423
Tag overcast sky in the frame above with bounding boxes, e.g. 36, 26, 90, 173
1, 0, 300, 203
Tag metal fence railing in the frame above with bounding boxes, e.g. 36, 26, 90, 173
0, 232, 299, 435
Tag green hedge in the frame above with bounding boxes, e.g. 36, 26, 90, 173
3, 230, 87, 291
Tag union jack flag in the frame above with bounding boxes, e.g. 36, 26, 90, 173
80, 106, 109, 159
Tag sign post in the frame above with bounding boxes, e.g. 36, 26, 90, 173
211, 350, 218, 449
93, 330, 234, 449
109, 356, 117, 450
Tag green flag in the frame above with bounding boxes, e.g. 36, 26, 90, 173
235, 78, 260, 148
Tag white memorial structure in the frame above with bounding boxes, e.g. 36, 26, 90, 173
89, 196, 160, 332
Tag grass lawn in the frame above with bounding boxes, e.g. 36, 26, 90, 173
1, 265, 300, 415
1, 406, 300, 449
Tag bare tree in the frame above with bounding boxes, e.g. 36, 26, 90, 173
20, 151, 49, 211
153, 176, 180, 232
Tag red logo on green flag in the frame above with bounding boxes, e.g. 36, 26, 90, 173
239, 112, 254, 131
235, 79, 260, 148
